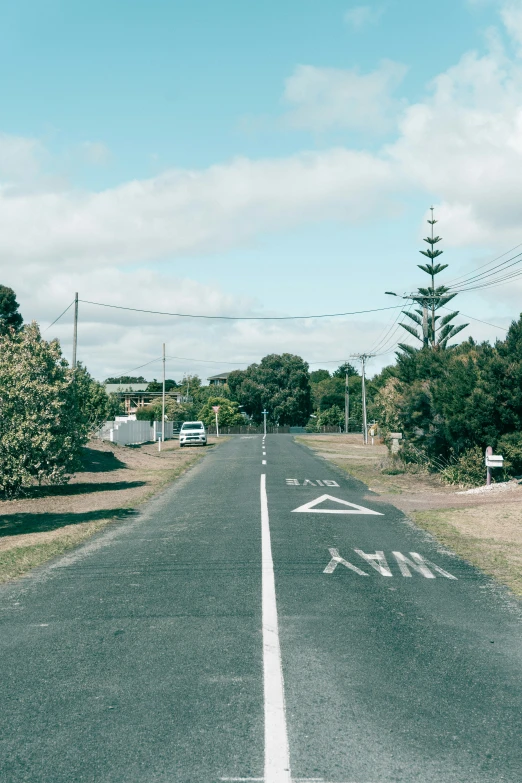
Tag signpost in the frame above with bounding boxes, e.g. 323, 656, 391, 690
212, 405, 220, 438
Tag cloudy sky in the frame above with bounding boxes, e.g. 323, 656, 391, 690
1, 0, 522, 381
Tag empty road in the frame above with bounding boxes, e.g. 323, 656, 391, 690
1, 435, 521, 782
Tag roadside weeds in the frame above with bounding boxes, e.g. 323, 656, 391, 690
0, 438, 222, 583
297, 434, 522, 597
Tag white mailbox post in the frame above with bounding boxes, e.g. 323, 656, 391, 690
485, 446, 504, 485
389, 432, 403, 454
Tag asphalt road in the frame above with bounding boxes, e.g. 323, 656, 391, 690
1, 435, 521, 783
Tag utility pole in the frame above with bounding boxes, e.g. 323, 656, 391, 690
162, 343, 166, 445
353, 354, 374, 444
422, 299, 429, 347
361, 356, 368, 445
344, 366, 350, 434
262, 409, 268, 437
72, 292, 78, 369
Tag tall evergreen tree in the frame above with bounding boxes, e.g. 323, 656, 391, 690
0, 285, 23, 335
399, 208, 468, 353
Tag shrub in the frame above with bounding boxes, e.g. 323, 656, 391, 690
439, 446, 485, 488
496, 432, 522, 477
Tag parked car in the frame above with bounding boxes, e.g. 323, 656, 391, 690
179, 421, 207, 447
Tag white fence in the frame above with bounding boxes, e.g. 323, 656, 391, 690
97, 420, 175, 446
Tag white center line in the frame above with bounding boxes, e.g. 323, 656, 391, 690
260, 473, 291, 783
262, 460, 267, 465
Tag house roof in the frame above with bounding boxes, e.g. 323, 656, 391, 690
207, 372, 231, 381
105, 383, 149, 393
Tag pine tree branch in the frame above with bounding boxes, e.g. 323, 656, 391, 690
400, 322, 422, 341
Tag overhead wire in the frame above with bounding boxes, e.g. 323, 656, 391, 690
79, 298, 403, 321
445, 241, 522, 286
43, 301, 74, 332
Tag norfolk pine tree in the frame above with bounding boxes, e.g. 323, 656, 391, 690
399, 208, 468, 354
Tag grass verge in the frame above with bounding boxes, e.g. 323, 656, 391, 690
410, 508, 522, 597
0, 441, 221, 583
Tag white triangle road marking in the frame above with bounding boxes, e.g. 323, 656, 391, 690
291, 494, 383, 515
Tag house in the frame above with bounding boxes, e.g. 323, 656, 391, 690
104, 383, 184, 414
207, 372, 231, 386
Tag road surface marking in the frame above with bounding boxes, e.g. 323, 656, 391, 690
260, 473, 292, 783
292, 495, 383, 515
262, 460, 267, 465
393, 552, 457, 579
323, 548, 369, 576
354, 550, 393, 577
285, 480, 339, 487
324, 549, 457, 579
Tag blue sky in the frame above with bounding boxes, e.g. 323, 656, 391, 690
0, 0, 520, 379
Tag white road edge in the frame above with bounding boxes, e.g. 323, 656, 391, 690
260, 473, 292, 783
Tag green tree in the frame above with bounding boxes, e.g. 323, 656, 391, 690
400, 208, 468, 353
73, 363, 117, 434
0, 285, 23, 335
332, 362, 358, 378
104, 375, 147, 384
310, 369, 330, 383
146, 379, 179, 392
317, 405, 344, 427
136, 398, 190, 422
228, 354, 312, 425
0, 323, 86, 497
198, 397, 244, 427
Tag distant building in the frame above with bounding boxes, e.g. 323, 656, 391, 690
207, 372, 232, 386
105, 383, 184, 414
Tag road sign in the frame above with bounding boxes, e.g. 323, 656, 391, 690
212, 406, 220, 412
292, 494, 383, 515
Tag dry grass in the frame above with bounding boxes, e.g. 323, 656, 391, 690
410, 506, 522, 596
0, 437, 221, 583
297, 433, 522, 597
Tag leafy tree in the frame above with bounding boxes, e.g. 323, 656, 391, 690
136, 398, 189, 422
0, 285, 23, 335
146, 378, 179, 392
310, 369, 330, 383
73, 363, 118, 434
228, 354, 312, 425
0, 323, 85, 497
332, 362, 358, 378
104, 375, 147, 384
198, 397, 244, 427
317, 405, 344, 427
399, 209, 468, 352
193, 383, 230, 404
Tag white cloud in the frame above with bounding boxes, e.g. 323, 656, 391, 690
344, 5, 384, 30
282, 61, 407, 133
0, 134, 46, 185
500, 1, 522, 47
0, 148, 397, 267
80, 141, 111, 165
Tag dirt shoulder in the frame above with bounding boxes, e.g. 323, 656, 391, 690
0, 437, 222, 583
297, 434, 522, 597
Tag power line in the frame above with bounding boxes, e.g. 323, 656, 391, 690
43, 301, 74, 332
79, 298, 403, 321
441, 308, 508, 332
445, 241, 522, 286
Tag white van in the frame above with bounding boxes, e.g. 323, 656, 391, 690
179, 421, 207, 447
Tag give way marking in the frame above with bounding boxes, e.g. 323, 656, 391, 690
292, 494, 383, 515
